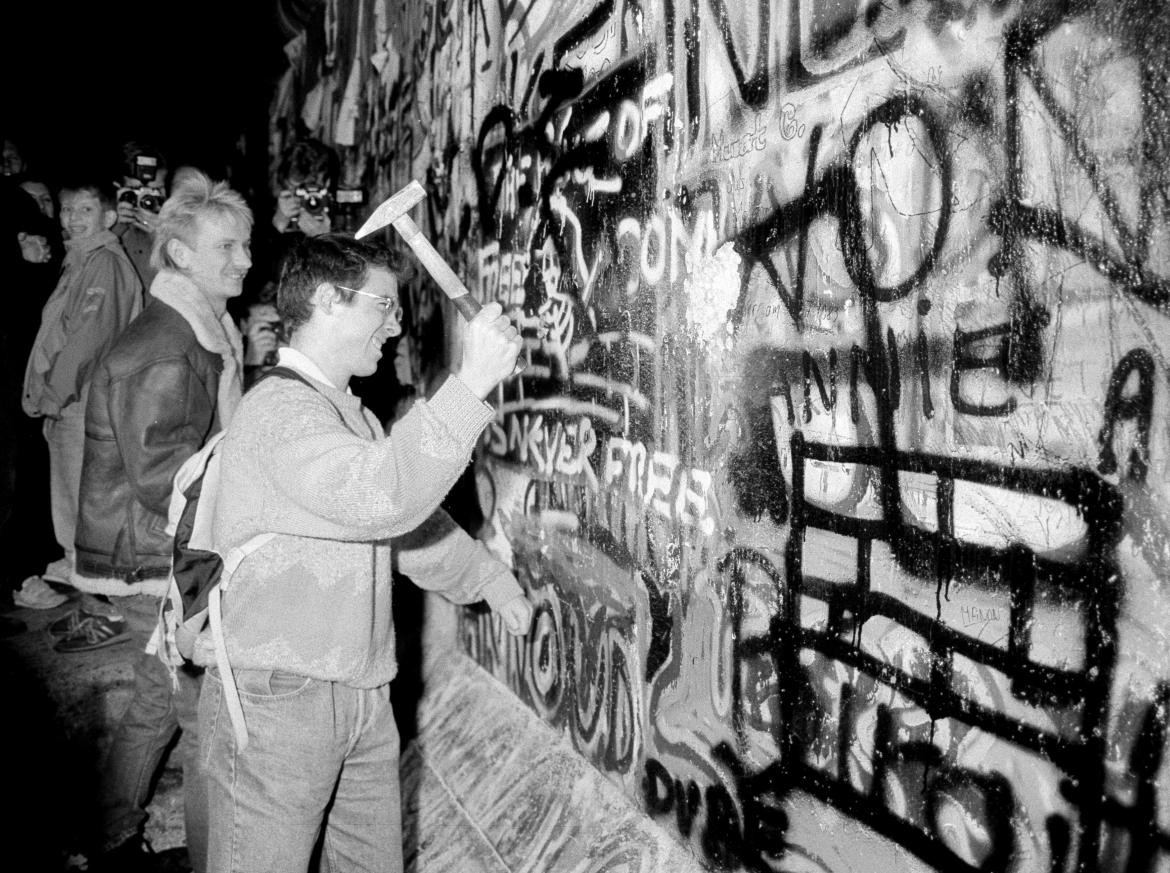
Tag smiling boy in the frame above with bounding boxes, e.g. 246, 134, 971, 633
22, 180, 142, 584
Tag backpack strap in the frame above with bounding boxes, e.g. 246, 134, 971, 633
255, 364, 375, 438
254, 365, 348, 422
208, 532, 275, 750
252, 364, 315, 390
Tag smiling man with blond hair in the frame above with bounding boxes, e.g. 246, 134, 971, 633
70, 170, 252, 873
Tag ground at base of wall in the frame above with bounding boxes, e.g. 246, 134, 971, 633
0, 589, 186, 871
404, 650, 704, 873
3, 586, 697, 872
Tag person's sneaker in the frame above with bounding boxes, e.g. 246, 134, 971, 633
153, 846, 193, 872
77, 591, 123, 618
12, 575, 69, 609
47, 608, 87, 638
41, 557, 72, 584
53, 613, 131, 654
90, 836, 159, 873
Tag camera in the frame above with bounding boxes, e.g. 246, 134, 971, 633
330, 188, 367, 233
260, 320, 284, 367
335, 188, 365, 207
294, 187, 332, 216
132, 154, 160, 184
117, 186, 165, 213
257, 317, 284, 367
333, 188, 365, 217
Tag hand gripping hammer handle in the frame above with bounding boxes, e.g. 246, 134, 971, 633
356, 180, 522, 373
395, 216, 523, 373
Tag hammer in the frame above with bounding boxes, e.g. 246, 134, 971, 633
354, 180, 481, 321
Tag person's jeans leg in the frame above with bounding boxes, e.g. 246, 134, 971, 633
174, 666, 207, 873
200, 668, 349, 873
98, 649, 180, 852
320, 684, 402, 873
43, 403, 85, 565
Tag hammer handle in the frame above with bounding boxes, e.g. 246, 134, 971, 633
450, 294, 482, 322
393, 214, 482, 322
394, 210, 523, 375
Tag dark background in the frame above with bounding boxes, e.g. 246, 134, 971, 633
1, 0, 289, 195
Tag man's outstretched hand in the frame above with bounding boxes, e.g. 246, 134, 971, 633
496, 593, 534, 636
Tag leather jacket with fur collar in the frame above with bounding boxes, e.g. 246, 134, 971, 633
73, 285, 238, 595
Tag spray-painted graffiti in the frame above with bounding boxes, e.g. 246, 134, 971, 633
462, 531, 643, 774
281, 0, 1170, 870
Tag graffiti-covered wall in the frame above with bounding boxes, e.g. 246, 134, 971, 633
276, 1, 1170, 870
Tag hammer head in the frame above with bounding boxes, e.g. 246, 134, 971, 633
354, 180, 427, 240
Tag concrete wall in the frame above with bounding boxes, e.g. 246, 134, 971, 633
276, 1, 1170, 870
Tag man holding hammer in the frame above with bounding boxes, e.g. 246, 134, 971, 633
198, 227, 532, 872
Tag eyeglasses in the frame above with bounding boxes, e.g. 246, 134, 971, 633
336, 284, 401, 318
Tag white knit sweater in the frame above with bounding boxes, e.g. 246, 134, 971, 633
208, 365, 520, 687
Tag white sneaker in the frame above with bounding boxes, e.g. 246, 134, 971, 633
41, 557, 72, 584
13, 576, 69, 609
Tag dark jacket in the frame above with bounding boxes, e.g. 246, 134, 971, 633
74, 298, 225, 594
114, 222, 158, 292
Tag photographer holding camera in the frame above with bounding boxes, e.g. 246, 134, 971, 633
239, 288, 283, 388
251, 138, 341, 303
242, 139, 340, 384
271, 138, 336, 239
114, 142, 169, 291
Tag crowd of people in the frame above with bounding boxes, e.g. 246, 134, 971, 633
2, 137, 337, 623
0, 135, 534, 873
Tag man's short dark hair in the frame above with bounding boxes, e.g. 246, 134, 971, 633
277, 139, 339, 190
278, 234, 402, 335
60, 179, 117, 212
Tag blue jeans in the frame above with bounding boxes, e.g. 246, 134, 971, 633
199, 668, 402, 873
100, 647, 206, 869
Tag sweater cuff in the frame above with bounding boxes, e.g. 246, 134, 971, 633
481, 571, 524, 612
427, 375, 494, 447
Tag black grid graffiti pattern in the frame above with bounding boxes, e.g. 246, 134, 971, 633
773, 430, 1170, 873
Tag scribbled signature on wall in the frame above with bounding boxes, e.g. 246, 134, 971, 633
282, 0, 1170, 869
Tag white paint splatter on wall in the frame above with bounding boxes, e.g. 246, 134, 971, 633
684, 241, 741, 351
